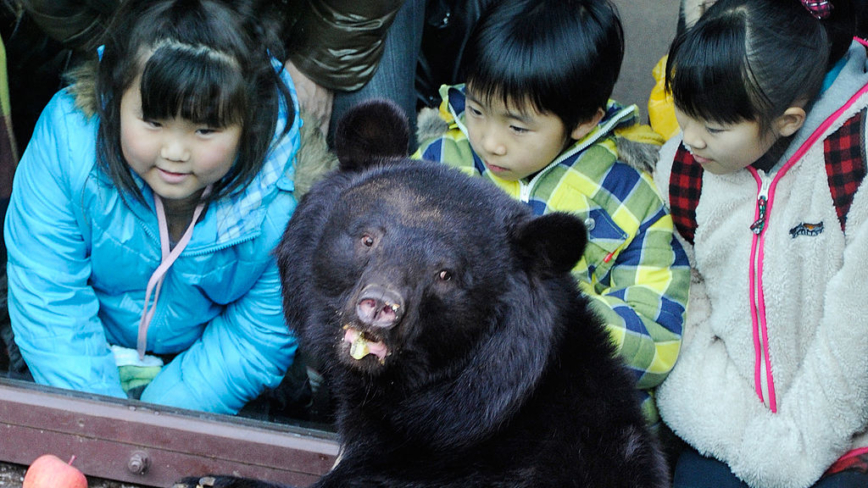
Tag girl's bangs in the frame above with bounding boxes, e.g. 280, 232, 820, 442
668, 21, 758, 125
139, 46, 246, 127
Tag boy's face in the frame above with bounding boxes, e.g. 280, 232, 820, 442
464, 88, 577, 181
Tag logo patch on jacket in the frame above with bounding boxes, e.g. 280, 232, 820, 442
789, 222, 824, 238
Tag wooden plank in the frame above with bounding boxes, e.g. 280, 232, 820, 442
0, 380, 339, 487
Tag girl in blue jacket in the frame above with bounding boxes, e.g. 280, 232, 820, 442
4, 0, 302, 415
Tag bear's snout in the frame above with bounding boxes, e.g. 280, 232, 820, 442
356, 284, 404, 329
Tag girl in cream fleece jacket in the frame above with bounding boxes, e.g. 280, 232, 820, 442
654, 0, 868, 486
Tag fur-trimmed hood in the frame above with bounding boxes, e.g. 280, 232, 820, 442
65, 59, 99, 118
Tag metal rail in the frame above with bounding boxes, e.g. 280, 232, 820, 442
0, 379, 339, 487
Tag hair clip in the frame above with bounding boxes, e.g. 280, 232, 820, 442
800, 0, 833, 19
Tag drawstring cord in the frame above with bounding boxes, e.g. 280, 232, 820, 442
137, 186, 211, 360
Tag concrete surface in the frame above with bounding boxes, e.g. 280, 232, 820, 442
611, 0, 681, 119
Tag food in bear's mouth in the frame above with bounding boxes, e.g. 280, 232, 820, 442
350, 335, 370, 360
343, 325, 388, 362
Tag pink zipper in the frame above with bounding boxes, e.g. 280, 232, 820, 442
747, 169, 777, 411
744, 72, 868, 412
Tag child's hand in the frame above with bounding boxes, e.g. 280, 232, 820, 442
111, 344, 163, 396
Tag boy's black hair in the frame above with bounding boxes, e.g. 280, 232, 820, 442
460, 0, 624, 131
95, 0, 293, 204
666, 0, 855, 132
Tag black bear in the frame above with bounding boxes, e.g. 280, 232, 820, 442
174, 99, 669, 487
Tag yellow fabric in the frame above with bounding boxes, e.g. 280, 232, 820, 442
0, 37, 16, 163
0, 38, 9, 117
614, 122, 666, 147
648, 55, 681, 141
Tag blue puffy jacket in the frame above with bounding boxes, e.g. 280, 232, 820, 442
5, 70, 301, 415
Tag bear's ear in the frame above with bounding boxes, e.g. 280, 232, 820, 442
513, 212, 587, 275
333, 98, 410, 172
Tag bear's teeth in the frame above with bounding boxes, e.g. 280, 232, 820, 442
350, 336, 370, 360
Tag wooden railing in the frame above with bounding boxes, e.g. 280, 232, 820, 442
0, 379, 339, 487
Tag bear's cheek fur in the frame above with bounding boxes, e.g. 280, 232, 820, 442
413, 290, 493, 362
311, 235, 364, 298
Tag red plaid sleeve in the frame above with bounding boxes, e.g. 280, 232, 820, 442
669, 144, 704, 245
824, 109, 868, 232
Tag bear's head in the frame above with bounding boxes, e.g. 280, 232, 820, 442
277, 99, 589, 445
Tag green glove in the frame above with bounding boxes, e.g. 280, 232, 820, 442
110, 344, 164, 395
117, 364, 163, 394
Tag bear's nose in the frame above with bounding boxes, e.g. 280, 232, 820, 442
356, 284, 404, 329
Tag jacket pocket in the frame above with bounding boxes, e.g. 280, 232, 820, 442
573, 208, 627, 285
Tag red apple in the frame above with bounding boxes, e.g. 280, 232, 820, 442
22, 454, 88, 488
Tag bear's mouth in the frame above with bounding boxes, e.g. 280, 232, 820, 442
342, 325, 389, 363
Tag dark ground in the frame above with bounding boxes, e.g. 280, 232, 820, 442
0, 461, 146, 488
0, 463, 145, 488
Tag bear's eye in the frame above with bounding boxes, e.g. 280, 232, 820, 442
438, 270, 453, 281
361, 234, 375, 247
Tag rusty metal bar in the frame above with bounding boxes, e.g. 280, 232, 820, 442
0, 379, 339, 487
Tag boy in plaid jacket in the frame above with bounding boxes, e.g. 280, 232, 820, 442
415, 0, 689, 426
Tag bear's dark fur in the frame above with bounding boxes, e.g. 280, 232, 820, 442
174, 99, 669, 488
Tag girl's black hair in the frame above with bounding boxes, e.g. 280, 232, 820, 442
460, 0, 624, 131
95, 0, 293, 204
666, 0, 855, 131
